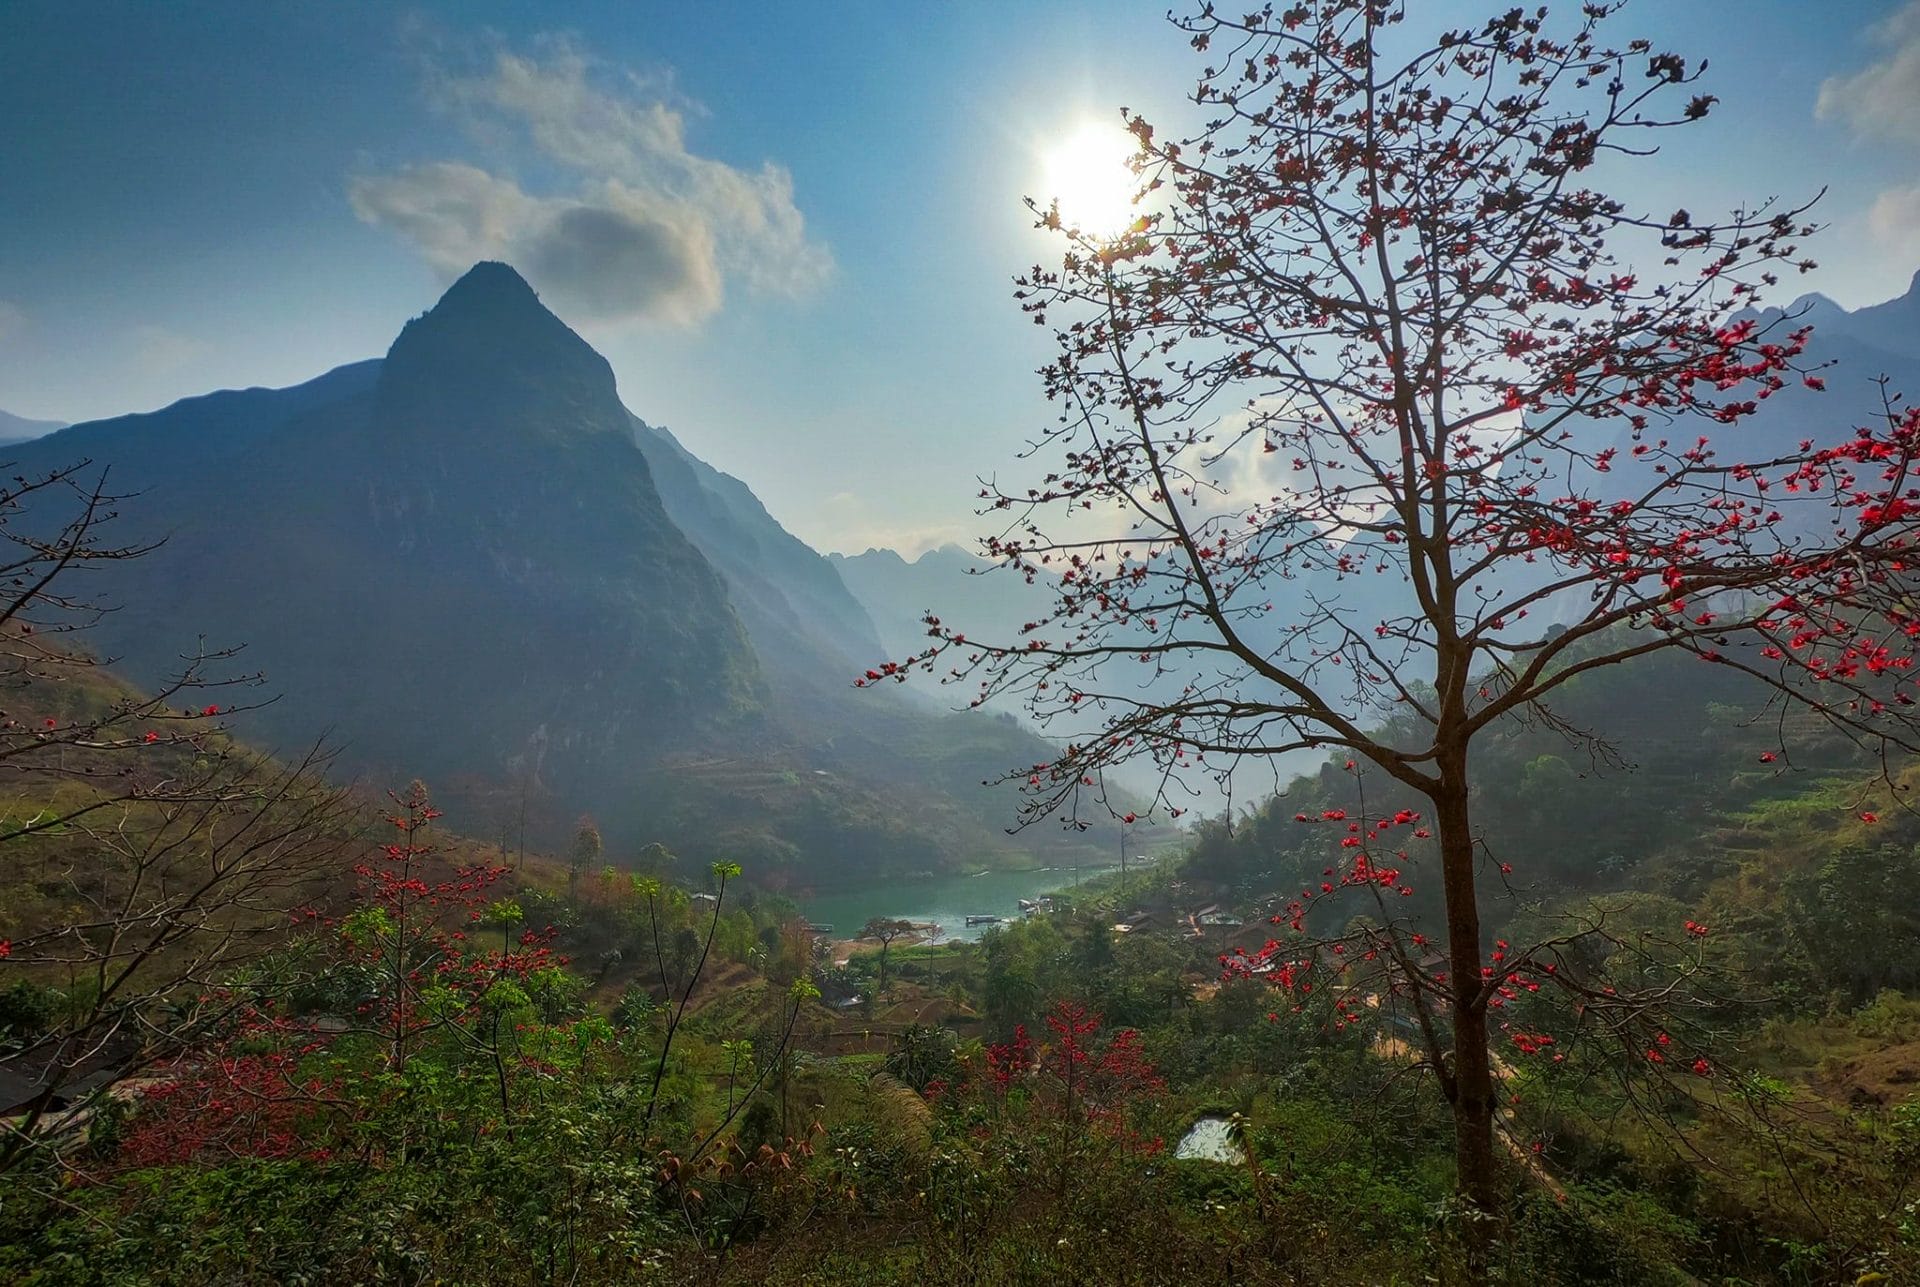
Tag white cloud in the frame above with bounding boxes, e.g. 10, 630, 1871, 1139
0, 300, 26, 344
1869, 181, 1920, 261
352, 38, 831, 327
1818, 2, 1920, 144
348, 161, 534, 277
349, 164, 724, 326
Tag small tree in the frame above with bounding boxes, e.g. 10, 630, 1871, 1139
637, 860, 741, 1138
567, 817, 602, 905
859, 916, 916, 997
967, 1000, 1167, 1209
883, 0, 1920, 1236
338, 782, 556, 1082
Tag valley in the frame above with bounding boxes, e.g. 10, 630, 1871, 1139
6, 3, 1920, 1282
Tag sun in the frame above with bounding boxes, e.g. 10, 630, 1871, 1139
1039, 120, 1139, 239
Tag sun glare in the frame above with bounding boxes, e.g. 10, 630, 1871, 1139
1040, 120, 1138, 239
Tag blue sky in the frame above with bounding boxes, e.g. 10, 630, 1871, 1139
3, 1, 1919, 554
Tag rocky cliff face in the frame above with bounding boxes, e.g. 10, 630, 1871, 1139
18, 262, 761, 817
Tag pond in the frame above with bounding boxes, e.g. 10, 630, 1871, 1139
798, 864, 1118, 944
1173, 1116, 1245, 1164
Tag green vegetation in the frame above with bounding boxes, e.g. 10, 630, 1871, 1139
7, 646, 1917, 1283
4, 6, 1918, 1279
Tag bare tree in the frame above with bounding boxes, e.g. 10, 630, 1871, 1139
0, 458, 358, 1171
0, 743, 355, 1170
880, 0, 1920, 1239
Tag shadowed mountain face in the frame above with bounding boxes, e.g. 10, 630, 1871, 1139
12, 263, 1117, 880
379, 262, 640, 446
18, 262, 761, 834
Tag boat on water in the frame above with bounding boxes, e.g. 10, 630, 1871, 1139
965, 914, 1004, 926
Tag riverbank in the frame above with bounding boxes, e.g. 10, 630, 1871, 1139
799, 863, 1122, 945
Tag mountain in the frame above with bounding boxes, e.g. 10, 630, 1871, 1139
830, 543, 1053, 669
22, 262, 761, 821
11, 263, 1117, 882
633, 418, 882, 686
0, 408, 65, 444
1765, 270, 1920, 366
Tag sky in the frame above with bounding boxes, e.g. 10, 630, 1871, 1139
3, 0, 1920, 557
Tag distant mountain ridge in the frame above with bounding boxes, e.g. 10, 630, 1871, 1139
830, 543, 1052, 670
635, 418, 883, 687
0, 408, 66, 443
1762, 270, 1920, 363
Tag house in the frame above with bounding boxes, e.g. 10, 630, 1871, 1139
0, 1039, 137, 1117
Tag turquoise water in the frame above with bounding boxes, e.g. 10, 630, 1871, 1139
799, 864, 1119, 943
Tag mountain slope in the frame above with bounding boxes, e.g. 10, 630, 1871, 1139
633, 417, 882, 684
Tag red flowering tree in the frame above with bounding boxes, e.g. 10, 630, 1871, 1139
338, 782, 572, 1082
886, 0, 1920, 1228
111, 782, 574, 1168
973, 1000, 1166, 1158
0, 740, 351, 1173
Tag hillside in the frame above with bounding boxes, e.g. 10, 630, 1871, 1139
1167, 634, 1916, 1008
6, 640, 1915, 1285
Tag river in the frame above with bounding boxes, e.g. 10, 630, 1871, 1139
798, 864, 1120, 943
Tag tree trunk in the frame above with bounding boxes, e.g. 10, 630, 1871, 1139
1434, 752, 1500, 1265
